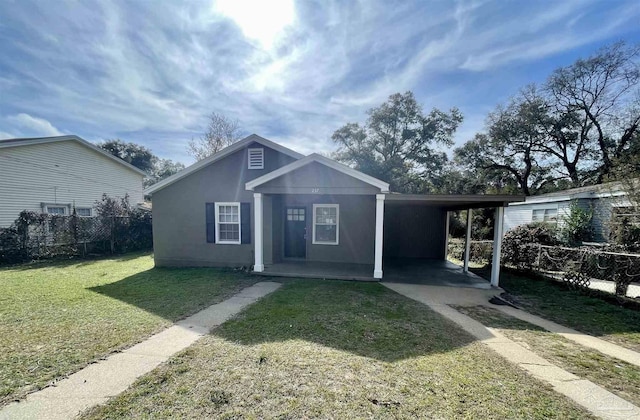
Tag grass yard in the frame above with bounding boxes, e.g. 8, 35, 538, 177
0, 253, 257, 406
473, 267, 640, 352
83, 281, 592, 419
456, 305, 640, 407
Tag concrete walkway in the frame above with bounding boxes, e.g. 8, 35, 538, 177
384, 283, 640, 420
0, 281, 281, 420
495, 305, 640, 368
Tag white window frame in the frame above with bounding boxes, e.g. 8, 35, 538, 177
532, 207, 558, 223
312, 204, 339, 245
75, 207, 93, 217
44, 205, 67, 216
215, 202, 241, 244
248, 148, 264, 170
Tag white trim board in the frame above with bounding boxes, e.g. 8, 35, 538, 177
0, 135, 147, 176
145, 134, 304, 195
245, 153, 390, 192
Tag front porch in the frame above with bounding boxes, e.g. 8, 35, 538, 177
245, 153, 524, 288
256, 259, 492, 289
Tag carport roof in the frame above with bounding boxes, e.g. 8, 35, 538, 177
385, 193, 525, 210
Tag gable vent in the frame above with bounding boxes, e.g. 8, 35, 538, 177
248, 148, 264, 169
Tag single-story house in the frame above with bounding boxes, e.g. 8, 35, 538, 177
146, 134, 523, 285
0, 135, 146, 227
504, 181, 633, 242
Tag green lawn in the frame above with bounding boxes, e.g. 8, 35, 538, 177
83, 281, 592, 419
456, 305, 640, 408
474, 267, 640, 352
0, 253, 257, 406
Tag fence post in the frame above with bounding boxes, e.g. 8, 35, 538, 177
537, 243, 542, 271
110, 216, 115, 254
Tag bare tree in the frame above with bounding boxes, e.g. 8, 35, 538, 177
454, 92, 558, 196
545, 42, 640, 182
187, 112, 242, 161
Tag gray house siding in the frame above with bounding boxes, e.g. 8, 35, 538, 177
591, 196, 632, 242
152, 143, 296, 267
268, 194, 376, 265
255, 162, 381, 195
384, 205, 446, 259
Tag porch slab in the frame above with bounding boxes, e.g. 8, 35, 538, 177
383, 259, 492, 289
258, 261, 375, 281
257, 259, 492, 289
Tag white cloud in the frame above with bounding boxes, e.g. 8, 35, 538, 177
0, 0, 638, 164
214, 0, 295, 50
6, 113, 63, 137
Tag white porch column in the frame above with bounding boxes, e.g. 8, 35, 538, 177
491, 206, 505, 287
443, 211, 450, 260
463, 209, 472, 272
253, 193, 264, 272
374, 194, 385, 279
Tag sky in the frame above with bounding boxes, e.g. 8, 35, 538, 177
1, 0, 639, 165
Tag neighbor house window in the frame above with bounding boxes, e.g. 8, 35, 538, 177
248, 148, 264, 169
46, 206, 66, 215
75, 208, 92, 217
532, 208, 557, 223
313, 204, 339, 245
215, 202, 241, 244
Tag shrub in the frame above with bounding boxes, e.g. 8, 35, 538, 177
610, 214, 640, 252
0, 227, 28, 264
560, 201, 593, 245
502, 222, 560, 269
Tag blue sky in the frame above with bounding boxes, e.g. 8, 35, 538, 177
1, 0, 639, 164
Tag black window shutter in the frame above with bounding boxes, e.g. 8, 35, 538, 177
241, 202, 251, 244
206, 203, 215, 243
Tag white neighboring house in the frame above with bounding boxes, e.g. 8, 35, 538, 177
504, 181, 633, 242
0, 135, 146, 227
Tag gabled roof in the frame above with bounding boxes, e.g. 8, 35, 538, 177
245, 153, 390, 192
145, 134, 304, 195
0, 135, 147, 176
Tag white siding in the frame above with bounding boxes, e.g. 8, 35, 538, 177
504, 202, 565, 232
0, 141, 144, 227
504, 205, 534, 232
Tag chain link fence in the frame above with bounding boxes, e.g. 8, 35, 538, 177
510, 244, 640, 297
447, 238, 494, 266
448, 238, 640, 298
0, 211, 152, 264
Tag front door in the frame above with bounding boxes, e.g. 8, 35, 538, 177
284, 207, 306, 258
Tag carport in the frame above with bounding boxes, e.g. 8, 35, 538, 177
382, 194, 524, 287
